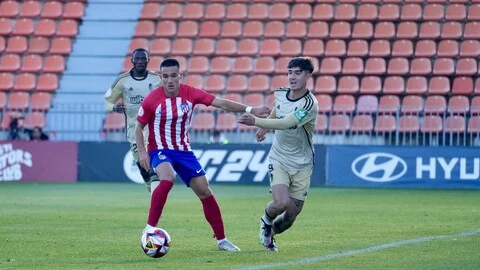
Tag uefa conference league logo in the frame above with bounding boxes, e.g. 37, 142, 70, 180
351, 153, 407, 182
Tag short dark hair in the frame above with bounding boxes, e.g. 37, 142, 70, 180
287, 57, 315, 74
131, 48, 149, 58
160, 58, 180, 69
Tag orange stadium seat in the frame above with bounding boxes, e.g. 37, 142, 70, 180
162, 3, 182, 20
12, 18, 34, 36
401, 4, 421, 20
247, 4, 268, 20
0, 54, 20, 72
270, 3, 290, 20
329, 22, 351, 40
316, 94, 332, 114
333, 94, 355, 114
452, 77, 473, 95
320, 57, 341, 75
271, 75, 288, 90
205, 3, 225, 20
0, 73, 14, 91
226, 4, 247, 20
428, 76, 450, 95
20, 54, 43, 73
193, 39, 214, 56
351, 115, 374, 133
7, 92, 29, 111
379, 95, 401, 114
456, 58, 477, 76
324, 39, 346, 57
5, 36, 27, 54
342, 57, 363, 75
358, 4, 378, 21
444, 116, 466, 135
23, 112, 46, 129
41, 1, 63, 19
360, 76, 382, 94
406, 76, 427, 95
204, 75, 226, 93
460, 40, 480, 57
199, 21, 220, 38
468, 117, 480, 134
421, 115, 443, 134
347, 40, 368, 57
0, 1, 19, 18
447, 95, 470, 115
155, 21, 176, 38
56, 19, 78, 37
264, 21, 285, 39
419, 22, 440, 39
291, 3, 312, 20
34, 19, 56, 37
128, 38, 149, 53
433, 58, 455, 76
188, 56, 209, 74
215, 113, 237, 131
19, 1, 41, 18
259, 39, 280, 56
50, 37, 72, 55
302, 39, 324, 57
315, 76, 336, 94
401, 95, 423, 115
171, 39, 193, 56
410, 58, 432, 76
36, 73, 58, 92
335, 4, 355, 21
424, 4, 444, 21
183, 3, 204, 20
177, 21, 198, 38
63, 2, 85, 19
103, 113, 125, 131
1, 112, 23, 130
307, 21, 328, 39
254, 57, 275, 74
210, 57, 230, 74
0, 18, 13, 36
315, 114, 328, 133
313, 4, 333, 20
274, 57, 291, 74
398, 115, 420, 135
243, 21, 264, 38
244, 93, 265, 107
43, 55, 65, 73
396, 21, 418, 39
424, 95, 446, 115
463, 22, 480, 39
27, 37, 49, 54
280, 39, 302, 57
471, 96, 480, 115
374, 115, 396, 133
387, 58, 409, 76
328, 114, 351, 133
357, 95, 379, 114
13, 73, 35, 92
221, 21, 242, 38
248, 75, 270, 93
223, 93, 242, 104
369, 40, 391, 57
30, 92, 52, 111
378, 4, 400, 21
446, 4, 467, 21
337, 76, 359, 94
364, 58, 386, 75
468, 4, 480, 20
392, 40, 413, 57
226, 75, 247, 92
374, 22, 395, 39
286, 21, 306, 39
441, 22, 462, 39
183, 74, 203, 89
238, 39, 259, 56
216, 39, 236, 56
415, 40, 436, 57
232, 57, 253, 74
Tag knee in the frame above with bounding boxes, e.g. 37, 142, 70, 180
273, 200, 290, 211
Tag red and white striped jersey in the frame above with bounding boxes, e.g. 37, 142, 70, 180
137, 84, 215, 152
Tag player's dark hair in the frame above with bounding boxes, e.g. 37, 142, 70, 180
160, 58, 180, 69
131, 48, 149, 58
287, 57, 315, 74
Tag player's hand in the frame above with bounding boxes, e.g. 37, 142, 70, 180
255, 128, 268, 142
113, 102, 126, 113
237, 113, 255, 126
251, 106, 271, 118
138, 151, 150, 172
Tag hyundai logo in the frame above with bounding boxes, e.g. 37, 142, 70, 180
351, 153, 407, 182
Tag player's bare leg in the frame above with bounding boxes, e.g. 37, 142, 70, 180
190, 175, 240, 251
260, 184, 291, 251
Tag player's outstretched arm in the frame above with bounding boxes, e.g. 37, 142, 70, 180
255, 107, 277, 141
210, 97, 270, 118
238, 109, 308, 130
135, 122, 150, 171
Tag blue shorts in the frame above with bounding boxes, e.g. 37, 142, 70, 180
149, 149, 205, 187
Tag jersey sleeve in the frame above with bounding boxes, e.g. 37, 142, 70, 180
104, 75, 124, 111
137, 95, 153, 125
189, 85, 216, 106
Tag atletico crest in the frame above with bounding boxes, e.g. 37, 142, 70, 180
180, 103, 190, 114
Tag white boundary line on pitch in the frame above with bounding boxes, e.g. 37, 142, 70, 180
233, 229, 480, 270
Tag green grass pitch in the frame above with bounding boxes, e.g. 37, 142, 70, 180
0, 183, 479, 270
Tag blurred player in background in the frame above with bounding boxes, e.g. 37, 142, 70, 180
136, 58, 270, 251
237, 57, 318, 252
104, 48, 161, 192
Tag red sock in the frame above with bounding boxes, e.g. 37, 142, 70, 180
201, 195, 225, 240
147, 180, 173, 227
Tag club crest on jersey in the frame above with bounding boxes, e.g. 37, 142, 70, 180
180, 103, 190, 114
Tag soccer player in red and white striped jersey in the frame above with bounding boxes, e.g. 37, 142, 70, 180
135, 58, 270, 251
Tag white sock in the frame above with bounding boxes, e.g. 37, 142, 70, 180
217, 238, 226, 244
262, 214, 273, 225
144, 224, 155, 233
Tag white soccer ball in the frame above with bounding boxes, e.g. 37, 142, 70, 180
140, 227, 171, 258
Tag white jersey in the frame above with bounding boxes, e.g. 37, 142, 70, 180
269, 87, 318, 170
104, 70, 161, 144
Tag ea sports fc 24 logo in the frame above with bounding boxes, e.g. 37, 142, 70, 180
0, 143, 33, 181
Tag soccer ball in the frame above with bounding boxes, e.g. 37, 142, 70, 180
140, 227, 171, 258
